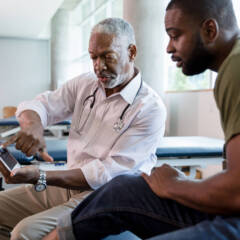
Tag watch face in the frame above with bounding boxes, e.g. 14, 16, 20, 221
35, 183, 46, 192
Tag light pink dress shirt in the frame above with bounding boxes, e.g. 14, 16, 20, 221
16, 70, 166, 189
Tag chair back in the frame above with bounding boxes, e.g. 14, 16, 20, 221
2, 106, 17, 119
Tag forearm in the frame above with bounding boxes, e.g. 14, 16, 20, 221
167, 170, 240, 214
46, 169, 91, 191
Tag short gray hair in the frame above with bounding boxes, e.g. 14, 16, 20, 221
91, 18, 136, 46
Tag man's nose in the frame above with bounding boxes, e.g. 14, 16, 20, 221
166, 40, 175, 54
95, 57, 106, 71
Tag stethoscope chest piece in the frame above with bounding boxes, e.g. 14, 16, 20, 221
84, 77, 142, 133
113, 119, 124, 132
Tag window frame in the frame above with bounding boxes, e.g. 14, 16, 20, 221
66, 0, 123, 81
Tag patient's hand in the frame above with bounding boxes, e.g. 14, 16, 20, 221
4, 165, 39, 184
43, 229, 59, 240
0, 162, 10, 179
141, 164, 187, 198
2, 110, 53, 162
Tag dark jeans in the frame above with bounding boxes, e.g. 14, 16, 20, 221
71, 175, 238, 240
148, 217, 240, 240
72, 175, 215, 240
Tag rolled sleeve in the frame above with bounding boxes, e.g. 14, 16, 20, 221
16, 77, 80, 128
57, 213, 76, 240
16, 100, 49, 127
81, 159, 112, 190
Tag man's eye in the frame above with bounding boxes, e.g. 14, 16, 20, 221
171, 36, 179, 40
106, 55, 116, 61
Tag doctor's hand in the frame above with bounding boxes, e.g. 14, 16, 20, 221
4, 165, 40, 184
141, 164, 187, 199
2, 110, 53, 162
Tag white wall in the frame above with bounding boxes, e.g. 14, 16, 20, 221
0, 35, 224, 143
165, 90, 224, 139
0, 38, 50, 118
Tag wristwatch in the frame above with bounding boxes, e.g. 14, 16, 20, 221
34, 169, 47, 192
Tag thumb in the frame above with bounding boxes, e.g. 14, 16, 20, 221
10, 167, 20, 177
39, 148, 54, 162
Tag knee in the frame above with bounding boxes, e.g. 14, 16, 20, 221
103, 174, 144, 195
93, 174, 144, 204
106, 174, 142, 190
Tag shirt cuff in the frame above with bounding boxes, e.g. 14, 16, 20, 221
16, 101, 48, 127
57, 214, 76, 240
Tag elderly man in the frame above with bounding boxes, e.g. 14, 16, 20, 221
45, 0, 240, 240
0, 18, 166, 240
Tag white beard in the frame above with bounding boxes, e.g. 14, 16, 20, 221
104, 72, 129, 89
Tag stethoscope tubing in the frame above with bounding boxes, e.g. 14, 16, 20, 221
82, 78, 143, 131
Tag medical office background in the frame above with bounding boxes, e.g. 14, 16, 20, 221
1, 0, 240, 140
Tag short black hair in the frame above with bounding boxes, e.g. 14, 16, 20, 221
166, 0, 238, 30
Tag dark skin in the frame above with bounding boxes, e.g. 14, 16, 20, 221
45, 8, 240, 240
2, 110, 53, 161
1, 32, 137, 190
142, 8, 240, 215
89, 32, 137, 97
1, 110, 90, 190
43, 33, 137, 240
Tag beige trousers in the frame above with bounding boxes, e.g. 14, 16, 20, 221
0, 184, 92, 240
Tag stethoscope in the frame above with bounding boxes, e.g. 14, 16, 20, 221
82, 79, 142, 132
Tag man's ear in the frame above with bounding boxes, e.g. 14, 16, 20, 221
201, 18, 219, 44
128, 44, 137, 62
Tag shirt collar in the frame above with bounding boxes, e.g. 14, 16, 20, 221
120, 67, 141, 105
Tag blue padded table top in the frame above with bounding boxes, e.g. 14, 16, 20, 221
156, 136, 224, 158
54, 120, 71, 126
4, 136, 224, 164
44, 139, 67, 161
0, 117, 19, 126
4, 139, 68, 164
0, 117, 71, 126
44, 137, 224, 160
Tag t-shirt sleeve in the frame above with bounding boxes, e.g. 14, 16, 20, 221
216, 54, 240, 143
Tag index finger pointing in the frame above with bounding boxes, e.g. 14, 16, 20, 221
39, 149, 54, 162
